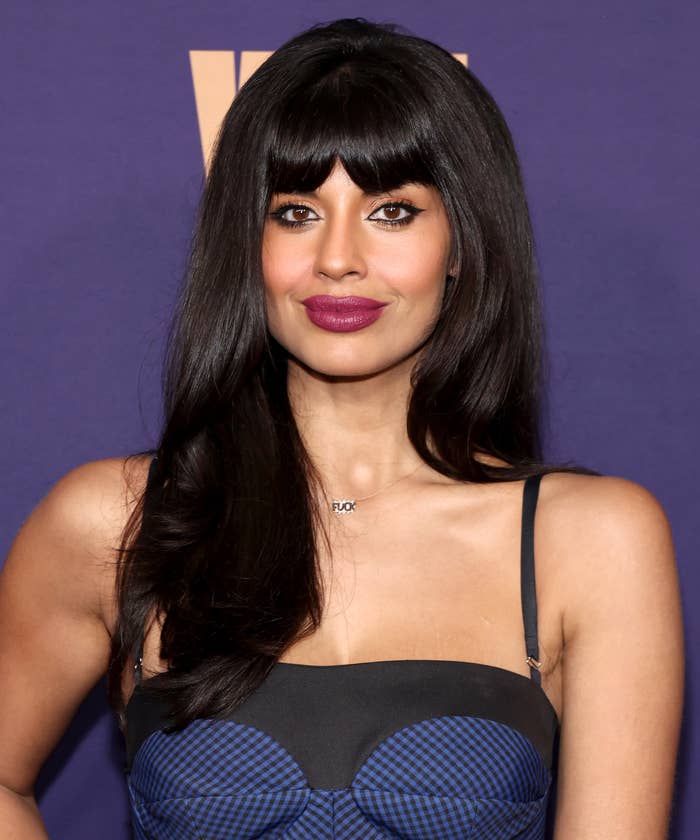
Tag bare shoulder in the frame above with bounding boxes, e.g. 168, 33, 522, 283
40, 453, 151, 524
4, 453, 153, 629
537, 470, 674, 548
536, 470, 679, 641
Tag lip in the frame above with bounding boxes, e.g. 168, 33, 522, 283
301, 295, 389, 333
302, 295, 388, 311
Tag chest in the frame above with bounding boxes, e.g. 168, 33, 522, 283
282, 479, 564, 720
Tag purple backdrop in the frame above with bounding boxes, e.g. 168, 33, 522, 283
2, 2, 697, 837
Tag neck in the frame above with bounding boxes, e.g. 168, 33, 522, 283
286, 355, 425, 499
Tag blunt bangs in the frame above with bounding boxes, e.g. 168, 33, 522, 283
265, 59, 438, 198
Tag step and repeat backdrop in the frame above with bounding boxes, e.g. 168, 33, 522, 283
2, 1, 697, 837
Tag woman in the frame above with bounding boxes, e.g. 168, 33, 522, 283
0, 17, 684, 839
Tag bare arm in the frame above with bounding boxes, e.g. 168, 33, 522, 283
551, 476, 684, 838
0, 457, 145, 836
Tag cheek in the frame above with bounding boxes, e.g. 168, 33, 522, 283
262, 233, 304, 295
377, 233, 450, 308
261, 233, 307, 333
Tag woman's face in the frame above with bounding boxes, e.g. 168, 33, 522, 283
262, 159, 454, 378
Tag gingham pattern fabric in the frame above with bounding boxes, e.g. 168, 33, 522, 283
128, 713, 552, 838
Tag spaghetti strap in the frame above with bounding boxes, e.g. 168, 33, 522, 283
520, 473, 543, 685
132, 455, 160, 686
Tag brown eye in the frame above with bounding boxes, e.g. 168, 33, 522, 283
368, 201, 422, 226
269, 203, 319, 227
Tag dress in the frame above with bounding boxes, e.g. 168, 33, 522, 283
124, 459, 559, 838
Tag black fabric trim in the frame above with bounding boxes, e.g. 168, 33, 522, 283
125, 659, 559, 785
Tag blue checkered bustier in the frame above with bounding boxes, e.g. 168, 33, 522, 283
125, 658, 557, 839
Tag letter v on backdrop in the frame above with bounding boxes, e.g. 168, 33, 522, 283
189, 48, 468, 174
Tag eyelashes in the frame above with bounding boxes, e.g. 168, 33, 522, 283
267, 201, 424, 229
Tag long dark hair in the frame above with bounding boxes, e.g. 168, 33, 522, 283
108, 17, 598, 727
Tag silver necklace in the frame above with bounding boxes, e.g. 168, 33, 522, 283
331, 463, 423, 515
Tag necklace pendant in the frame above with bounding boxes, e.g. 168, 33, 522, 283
332, 499, 357, 515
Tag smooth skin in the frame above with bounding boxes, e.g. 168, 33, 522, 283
0, 160, 684, 837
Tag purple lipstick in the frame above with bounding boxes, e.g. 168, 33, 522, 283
301, 295, 388, 332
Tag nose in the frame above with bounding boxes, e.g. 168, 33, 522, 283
313, 211, 368, 283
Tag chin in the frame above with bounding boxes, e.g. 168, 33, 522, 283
304, 360, 386, 380
292, 348, 416, 381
